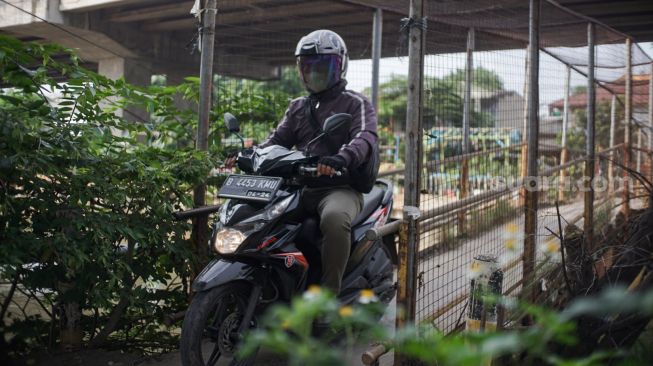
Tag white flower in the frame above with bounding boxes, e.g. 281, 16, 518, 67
539, 238, 562, 262
303, 284, 322, 300
502, 223, 522, 240
467, 260, 492, 280
499, 222, 524, 266
358, 289, 378, 304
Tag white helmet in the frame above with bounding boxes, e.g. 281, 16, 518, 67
295, 29, 348, 93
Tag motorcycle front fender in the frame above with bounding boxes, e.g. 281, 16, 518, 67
192, 259, 262, 292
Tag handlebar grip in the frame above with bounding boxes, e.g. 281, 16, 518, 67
299, 165, 345, 177
172, 204, 222, 221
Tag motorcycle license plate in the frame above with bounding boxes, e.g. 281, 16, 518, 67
218, 175, 282, 202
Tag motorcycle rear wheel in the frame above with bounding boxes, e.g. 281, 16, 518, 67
180, 282, 257, 366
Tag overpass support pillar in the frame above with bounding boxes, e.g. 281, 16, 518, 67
98, 57, 152, 122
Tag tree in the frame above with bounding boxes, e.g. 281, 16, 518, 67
567, 99, 624, 152
367, 67, 504, 132
572, 85, 588, 96
441, 66, 505, 94
371, 74, 410, 132
213, 66, 304, 145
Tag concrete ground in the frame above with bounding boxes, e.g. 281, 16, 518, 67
416, 200, 585, 330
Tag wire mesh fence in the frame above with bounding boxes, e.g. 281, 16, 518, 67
407, 0, 653, 333
143, 0, 652, 335
416, 41, 529, 330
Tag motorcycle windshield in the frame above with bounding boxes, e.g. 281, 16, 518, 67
253, 145, 309, 175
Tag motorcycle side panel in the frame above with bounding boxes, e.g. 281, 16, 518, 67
339, 243, 395, 304
192, 259, 261, 292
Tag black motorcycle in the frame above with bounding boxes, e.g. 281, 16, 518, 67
177, 113, 397, 366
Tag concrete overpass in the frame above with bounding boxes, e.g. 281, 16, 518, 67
1, 0, 653, 87
0, 0, 405, 85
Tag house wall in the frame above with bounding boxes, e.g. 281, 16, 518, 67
493, 93, 525, 130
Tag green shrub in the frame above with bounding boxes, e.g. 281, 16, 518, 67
242, 286, 653, 366
0, 34, 292, 358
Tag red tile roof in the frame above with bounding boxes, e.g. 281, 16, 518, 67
549, 74, 650, 109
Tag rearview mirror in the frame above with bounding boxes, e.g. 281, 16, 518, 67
323, 113, 351, 135
224, 113, 240, 133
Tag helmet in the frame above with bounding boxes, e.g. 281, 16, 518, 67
295, 29, 348, 93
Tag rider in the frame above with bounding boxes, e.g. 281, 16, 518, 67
226, 29, 378, 295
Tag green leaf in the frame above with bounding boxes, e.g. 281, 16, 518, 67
0, 94, 22, 105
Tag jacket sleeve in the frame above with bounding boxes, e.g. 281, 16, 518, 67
336, 92, 378, 169
258, 102, 298, 149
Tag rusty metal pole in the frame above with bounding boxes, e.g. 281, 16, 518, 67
192, 0, 218, 276
396, 0, 424, 364
459, 27, 474, 235
635, 125, 643, 173
623, 38, 632, 219
637, 127, 642, 172
520, 46, 531, 207
371, 8, 383, 110
584, 22, 596, 249
522, 0, 540, 303
649, 62, 653, 181
558, 66, 571, 202
608, 94, 616, 194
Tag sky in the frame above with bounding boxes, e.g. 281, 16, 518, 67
346, 42, 653, 116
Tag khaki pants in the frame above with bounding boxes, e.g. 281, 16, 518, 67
301, 186, 363, 295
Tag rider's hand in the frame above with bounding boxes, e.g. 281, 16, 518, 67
223, 151, 237, 169
317, 155, 346, 177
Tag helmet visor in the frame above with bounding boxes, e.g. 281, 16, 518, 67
297, 54, 341, 93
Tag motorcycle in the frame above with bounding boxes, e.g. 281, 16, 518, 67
177, 113, 397, 366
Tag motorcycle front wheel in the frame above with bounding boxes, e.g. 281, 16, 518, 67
180, 282, 257, 366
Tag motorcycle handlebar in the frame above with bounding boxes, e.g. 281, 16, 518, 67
172, 204, 222, 221
298, 164, 344, 177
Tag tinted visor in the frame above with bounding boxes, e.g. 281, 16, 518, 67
297, 54, 342, 93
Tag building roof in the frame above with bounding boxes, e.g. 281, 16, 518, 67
2, 1, 652, 80
549, 74, 650, 109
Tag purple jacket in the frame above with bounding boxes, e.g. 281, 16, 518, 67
259, 81, 378, 170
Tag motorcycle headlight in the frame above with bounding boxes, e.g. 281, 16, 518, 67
211, 228, 247, 254
211, 195, 294, 255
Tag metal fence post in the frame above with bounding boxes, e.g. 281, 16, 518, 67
371, 8, 383, 110
192, 0, 218, 276
637, 127, 642, 173
459, 27, 475, 235
584, 22, 596, 249
609, 94, 616, 194
520, 45, 530, 207
522, 0, 540, 303
558, 66, 571, 202
396, 1, 424, 364
623, 38, 632, 219
649, 62, 653, 181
